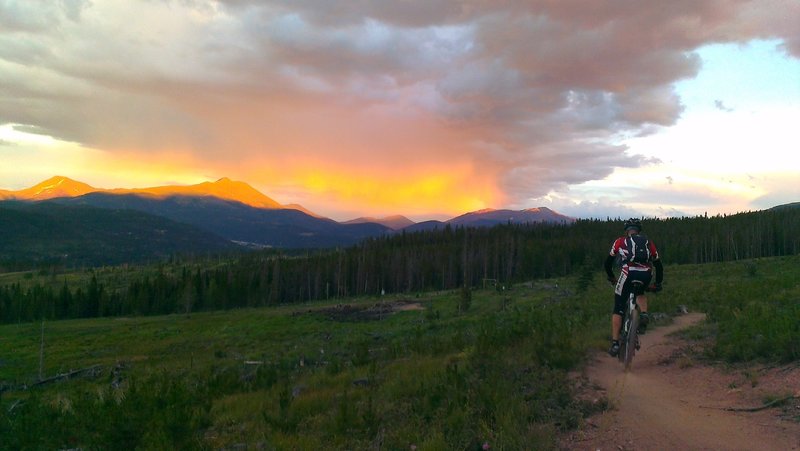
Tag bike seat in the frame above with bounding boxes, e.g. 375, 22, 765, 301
630, 280, 646, 295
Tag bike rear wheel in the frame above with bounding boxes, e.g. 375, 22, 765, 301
623, 309, 640, 371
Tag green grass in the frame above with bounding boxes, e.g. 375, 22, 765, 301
668, 255, 800, 363
1, 255, 798, 449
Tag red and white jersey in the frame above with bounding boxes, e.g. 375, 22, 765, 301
609, 235, 659, 274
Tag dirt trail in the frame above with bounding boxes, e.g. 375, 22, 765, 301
568, 313, 800, 450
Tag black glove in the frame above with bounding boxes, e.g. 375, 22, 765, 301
607, 275, 616, 285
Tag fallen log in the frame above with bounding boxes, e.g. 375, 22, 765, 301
10, 365, 105, 391
33, 365, 103, 387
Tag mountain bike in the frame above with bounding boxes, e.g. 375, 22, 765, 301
618, 280, 648, 371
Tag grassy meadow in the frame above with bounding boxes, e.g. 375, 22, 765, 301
0, 254, 798, 449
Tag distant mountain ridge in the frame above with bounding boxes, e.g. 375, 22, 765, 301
343, 215, 415, 230
2, 176, 579, 250
0, 176, 283, 209
1, 176, 578, 230
447, 207, 574, 227
403, 207, 575, 232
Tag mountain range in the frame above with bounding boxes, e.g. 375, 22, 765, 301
0, 176, 282, 208
1, 176, 576, 263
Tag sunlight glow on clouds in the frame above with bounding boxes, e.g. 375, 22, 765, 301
241, 158, 500, 220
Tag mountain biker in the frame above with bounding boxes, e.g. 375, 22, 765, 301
604, 218, 663, 357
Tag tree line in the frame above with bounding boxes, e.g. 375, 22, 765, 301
2, 207, 799, 323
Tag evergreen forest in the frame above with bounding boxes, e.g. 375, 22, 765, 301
1, 207, 799, 324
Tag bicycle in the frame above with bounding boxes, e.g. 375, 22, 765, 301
618, 280, 654, 371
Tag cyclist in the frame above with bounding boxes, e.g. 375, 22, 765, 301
604, 218, 663, 357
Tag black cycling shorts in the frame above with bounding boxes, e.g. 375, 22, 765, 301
613, 269, 652, 315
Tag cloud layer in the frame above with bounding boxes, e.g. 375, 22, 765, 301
1, 0, 798, 217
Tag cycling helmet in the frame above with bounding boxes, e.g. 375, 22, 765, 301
624, 218, 642, 232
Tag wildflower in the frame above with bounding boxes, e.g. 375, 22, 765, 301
482, 442, 490, 450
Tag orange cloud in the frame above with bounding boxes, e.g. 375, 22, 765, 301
245, 158, 504, 219
69, 147, 503, 219
71, 148, 214, 189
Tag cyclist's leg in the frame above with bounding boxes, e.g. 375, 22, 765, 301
638, 299, 650, 333
638, 294, 648, 314
612, 313, 622, 341
630, 270, 652, 332
609, 314, 622, 356
609, 275, 627, 356
612, 273, 627, 340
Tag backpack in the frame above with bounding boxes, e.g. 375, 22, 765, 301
624, 234, 651, 263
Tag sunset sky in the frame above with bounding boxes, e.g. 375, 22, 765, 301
1, 1, 798, 221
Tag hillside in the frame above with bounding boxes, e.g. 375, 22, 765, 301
401, 207, 574, 232
56, 192, 391, 248
0, 201, 239, 266
769, 201, 800, 211
111, 177, 283, 209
